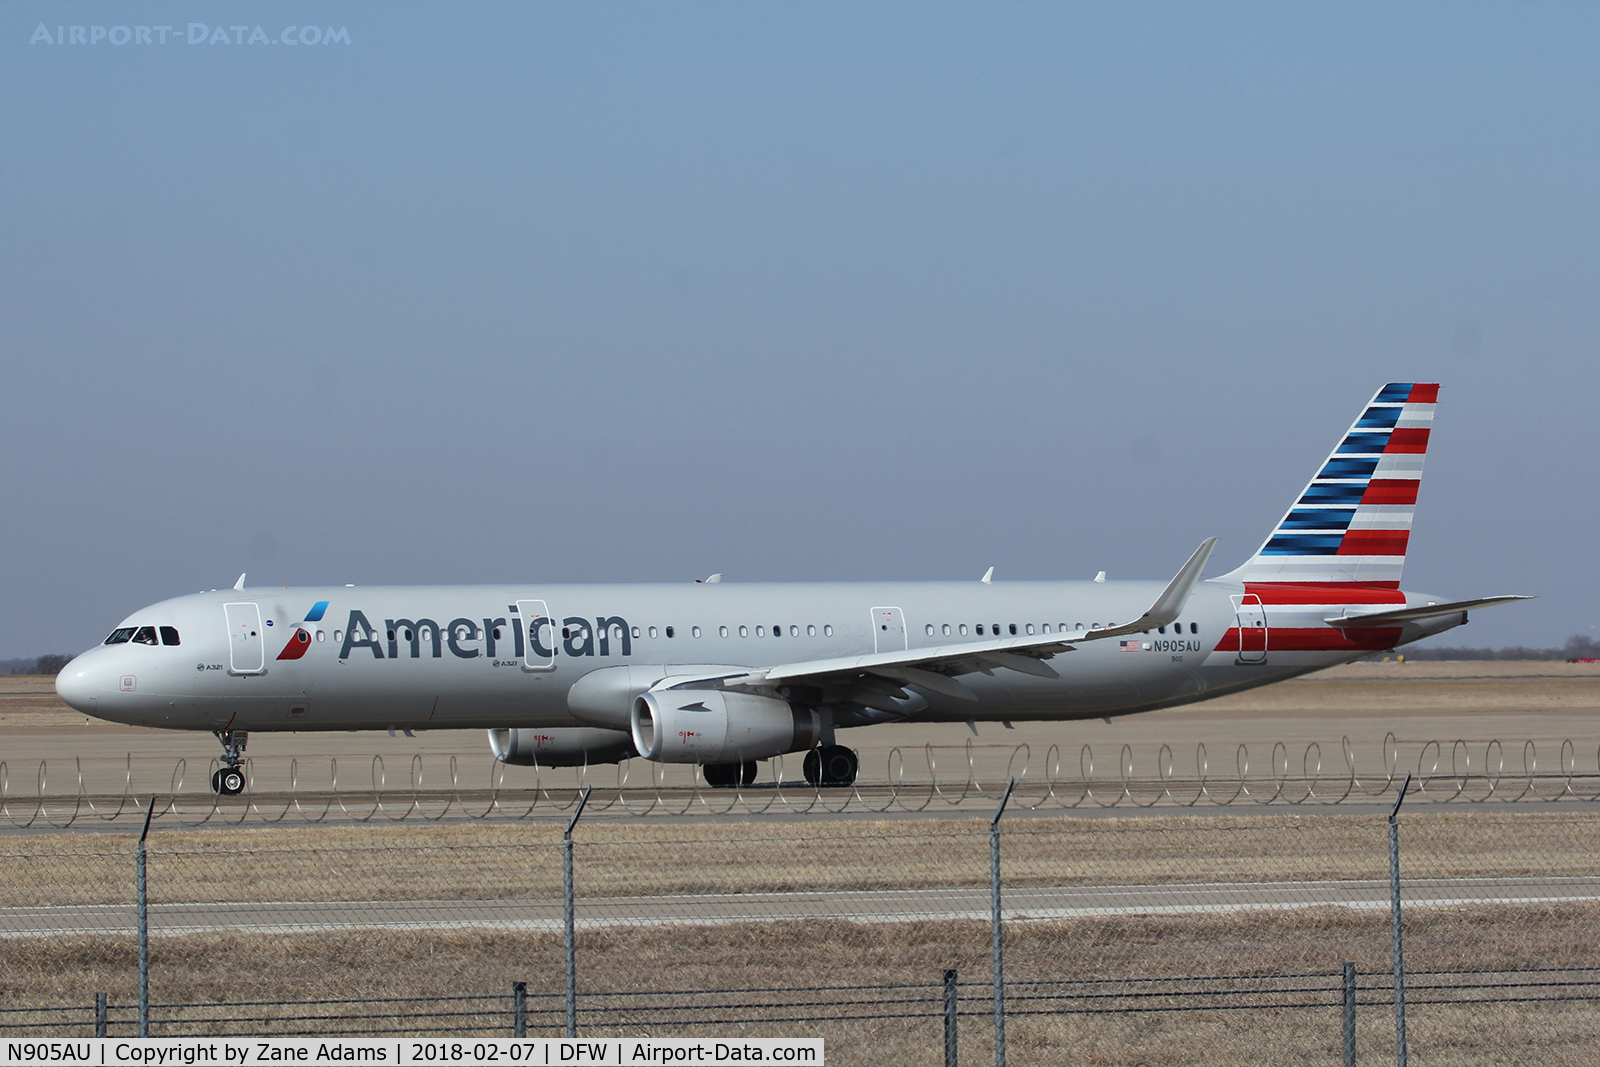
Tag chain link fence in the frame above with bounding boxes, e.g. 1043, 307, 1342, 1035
3, 799, 1599, 1064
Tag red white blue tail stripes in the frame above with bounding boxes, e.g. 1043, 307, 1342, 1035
1227, 383, 1438, 589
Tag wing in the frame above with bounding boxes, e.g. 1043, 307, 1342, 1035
1325, 594, 1533, 627
656, 538, 1218, 709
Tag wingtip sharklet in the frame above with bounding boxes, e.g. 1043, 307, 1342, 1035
1072, 537, 1218, 643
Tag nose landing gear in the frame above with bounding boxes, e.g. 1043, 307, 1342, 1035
210, 730, 248, 796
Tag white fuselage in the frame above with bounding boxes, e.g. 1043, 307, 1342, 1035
56, 578, 1461, 735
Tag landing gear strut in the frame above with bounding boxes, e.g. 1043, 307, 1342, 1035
702, 761, 759, 789
211, 730, 248, 797
803, 745, 858, 788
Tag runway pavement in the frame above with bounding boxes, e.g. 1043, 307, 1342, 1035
7, 875, 1599, 937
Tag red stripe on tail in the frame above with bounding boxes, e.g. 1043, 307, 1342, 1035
1243, 583, 1407, 604
1385, 428, 1430, 453
1337, 530, 1410, 556
1212, 626, 1405, 654
1361, 479, 1419, 505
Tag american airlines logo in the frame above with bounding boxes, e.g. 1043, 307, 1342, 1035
29, 23, 351, 47
334, 610, 632, 662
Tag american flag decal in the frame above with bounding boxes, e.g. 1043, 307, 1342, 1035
1119, 640, 1141, 652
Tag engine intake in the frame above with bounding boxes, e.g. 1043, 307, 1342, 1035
630, 690, 820, 764
488, 727, 635, 767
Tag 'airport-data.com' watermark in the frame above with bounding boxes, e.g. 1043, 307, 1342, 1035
29, 23, 350, 47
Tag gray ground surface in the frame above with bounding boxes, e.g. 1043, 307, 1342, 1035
7, 875, 1600, 937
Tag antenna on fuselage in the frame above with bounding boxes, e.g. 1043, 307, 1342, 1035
980, 567, 994, 585
233, 573, 246, 590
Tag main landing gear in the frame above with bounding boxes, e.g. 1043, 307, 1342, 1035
700, 746, 861, 788
803, 745, 859, 788
211, 729, 248, 797
702, 761, 759, 788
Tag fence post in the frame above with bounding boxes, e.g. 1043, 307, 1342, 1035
944, 969, 958, 1067
513, 981, 527, 1038
564, 786, 592, 1040
1389, 772, 1412, 1067
95, 993, 107, 1038
990, 778, 1015, 1067
136, 796, 155, 1038
1342, 962, 1355, 1067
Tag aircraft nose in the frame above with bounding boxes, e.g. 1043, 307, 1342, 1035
55, 653, 104, 711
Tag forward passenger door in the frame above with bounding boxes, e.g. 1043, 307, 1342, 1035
224, 602, 266, 675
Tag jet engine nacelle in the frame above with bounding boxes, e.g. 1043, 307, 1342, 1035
488, 727, 636, 767
630, 690, 821, 764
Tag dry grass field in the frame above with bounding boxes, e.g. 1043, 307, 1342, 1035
4, 664, 1600, 1061
5, 908, 1598, 1064
0, 809, 1594, 904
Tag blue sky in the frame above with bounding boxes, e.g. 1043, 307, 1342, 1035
3, 2, 1595, 655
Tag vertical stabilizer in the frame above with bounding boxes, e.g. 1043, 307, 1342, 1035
1216, 383, 1438, 588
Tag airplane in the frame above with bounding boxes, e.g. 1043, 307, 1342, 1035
56, 383, 1528, 795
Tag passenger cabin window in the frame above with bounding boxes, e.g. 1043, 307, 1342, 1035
692, 626, 702, 638
665, 626, 675, 638
105, 627, 136, 645
1025, 624, 1034, 635
942, 624, 951, 636
132, 626, 159, 646
925, 624, 935, 636
790, 625, 799, 637
648, 626, 658, 639
739, 625, 748, 637
1009, 624, 1018, 635
159, 626, 181, 646
756, 626, 765, 637
1190, 623, 1199, 633
315, 630, 326, 642
823, 625, 833, 637
975, 624, 984, 635
334, 629, 344, 643
959, 624, 968, 636
720, 626, 729, 638
807, 625, 816, 637
632, 626, 641, 639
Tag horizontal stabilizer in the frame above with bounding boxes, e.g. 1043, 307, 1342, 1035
1326, 595, 1534, 627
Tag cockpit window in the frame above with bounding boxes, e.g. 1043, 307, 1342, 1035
104, 627, 136, 645
131, 626, 159, 646
159, 626, 181, 646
